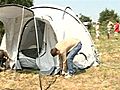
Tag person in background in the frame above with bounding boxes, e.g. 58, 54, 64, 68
95, 22, 100, 40
50, 38, 82, 78
107, 20, 114, 39
114, 20, 120, 37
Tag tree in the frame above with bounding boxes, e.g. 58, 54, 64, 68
98, 9, 120, 35
99, 8, 119, 24
78, 14, 92, 30
79, 14, 92, 22
0, 0, 33, 7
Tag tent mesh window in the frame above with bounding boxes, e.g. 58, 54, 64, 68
20, 18, 45, 59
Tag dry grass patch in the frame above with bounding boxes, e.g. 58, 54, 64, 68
0, 34, 120, 90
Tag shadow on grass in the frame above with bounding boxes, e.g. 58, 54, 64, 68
75, 69, 86, 75
15, 68, 87, 77
15, 69, 39, 74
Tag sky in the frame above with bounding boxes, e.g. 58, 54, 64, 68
33, 0, 120, 22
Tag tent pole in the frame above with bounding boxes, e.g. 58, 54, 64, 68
34, 17, 40, 54
15, 6, 25, 69
33, 16, 43, 90
17, 6, 25, 52
62, 6, 72, 19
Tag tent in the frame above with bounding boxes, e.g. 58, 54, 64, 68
0, 4, 100, 75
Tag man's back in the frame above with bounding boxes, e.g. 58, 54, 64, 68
55, 38, 80, 53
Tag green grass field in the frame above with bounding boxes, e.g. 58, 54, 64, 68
0, 33, 120, 90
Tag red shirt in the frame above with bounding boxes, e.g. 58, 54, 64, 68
114, 22, 120, 32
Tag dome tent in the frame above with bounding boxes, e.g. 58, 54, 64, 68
0, 4, 100, 75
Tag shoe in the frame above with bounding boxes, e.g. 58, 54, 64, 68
64, 73, 72, 78
61, 70, 66, 75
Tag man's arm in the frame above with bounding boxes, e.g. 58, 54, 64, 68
59, 52, 67, 72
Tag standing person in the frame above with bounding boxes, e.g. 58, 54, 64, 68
50, 38, 82, 78
114, 20, 120, 37
95, 22, 100, 40
107, 20, 114, 39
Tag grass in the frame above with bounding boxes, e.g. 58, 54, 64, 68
0, 33, 120, 90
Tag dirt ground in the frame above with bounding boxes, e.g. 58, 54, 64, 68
0, 36, 120, 90
0, 64, 120, 90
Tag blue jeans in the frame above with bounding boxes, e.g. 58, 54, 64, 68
67, 42, 82, 75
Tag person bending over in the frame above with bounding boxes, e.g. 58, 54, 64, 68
50, 38, 82, 78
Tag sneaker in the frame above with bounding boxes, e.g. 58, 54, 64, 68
61, 71, 68, 76
64, 73, 72, 78
61, 70, 66, 76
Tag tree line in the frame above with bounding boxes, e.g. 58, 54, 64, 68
0, 0, 33, 7
0, 0, 120, 40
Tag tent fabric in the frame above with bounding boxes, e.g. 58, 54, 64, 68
0, 4, 100, 75
17, 18, 59, 74
31, 5, 100, 67
36, 20, 59, 74
0, 4, 33, 18
19, 52, 38, 69
0, 4, 34, 59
